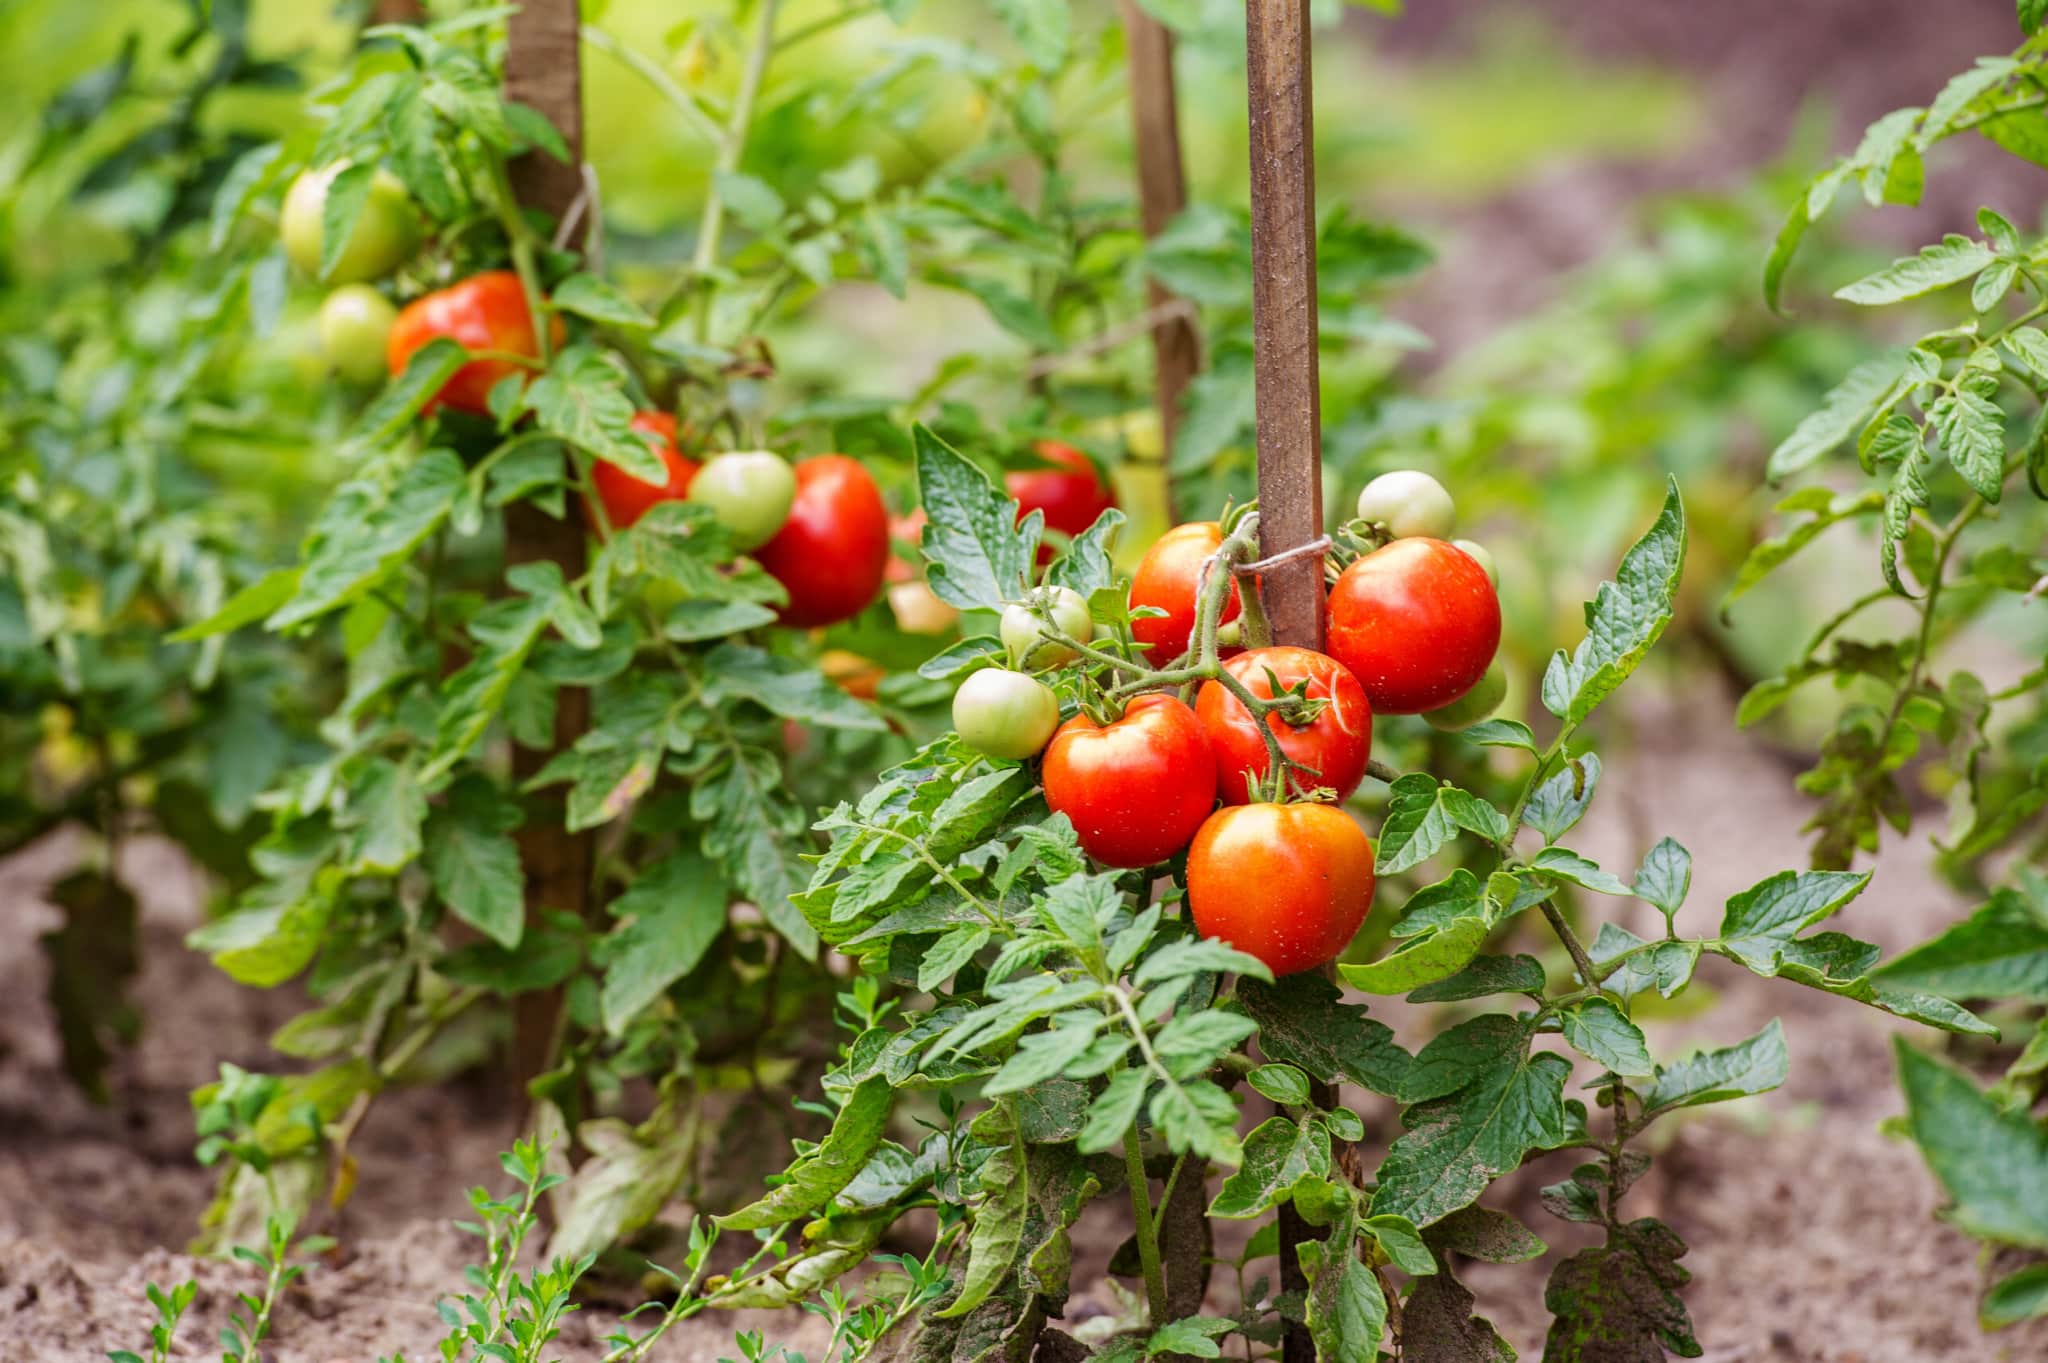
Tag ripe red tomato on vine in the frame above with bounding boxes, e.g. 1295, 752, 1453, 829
1186, 801, 1374, 976
386, 270, 563, 416
1327, 537, 1500, 715
1007, 441, 1115, 563
1129, 521, 1242, 667
1196, 646, 1372, 805
587, 411, 699, 531
754, 455, 890, 628
1042, 694, 1215, 868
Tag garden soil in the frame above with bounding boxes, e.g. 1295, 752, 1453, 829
7, 2, 2048, 1358
4, 685, 2044, 1362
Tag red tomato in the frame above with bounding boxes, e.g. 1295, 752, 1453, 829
1007, 441, 1116, 563
1130, 522, 1242, 667
587, 412, 700, 531
1041, 694, 1216, 869
1186, 801, 1374, 976
1327, 538, 1500, 715
1196, 647, 1372, 805
755, 455, 890, 628
386, 270, 563, 416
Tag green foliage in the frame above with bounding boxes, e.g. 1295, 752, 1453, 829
1744, 23, 2048, 1328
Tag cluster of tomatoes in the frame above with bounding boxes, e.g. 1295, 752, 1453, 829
283, 161, 900, 630
950, 468, 1504, 976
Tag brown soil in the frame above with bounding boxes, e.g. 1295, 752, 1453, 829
4, 686, 2046, 1362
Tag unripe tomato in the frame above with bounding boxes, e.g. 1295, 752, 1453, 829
953, 668, 1059, 760
888, 581, 958, 634
755, 455, 890, 628
282, 163, 420, 284
1187, 801, 1374, 976
1451, 538, 1498, 588
1001, 587, 1093, 670
1007, 441, 1116, 563
1130, 522, 1241, 667
688, 451, 798, 550
1356, 470, 1455, 540
1327, 537, 1501, 715
386, 271, 562, 416
1196, 647, 1372, 805
1424, 658, 1508, 732
1042, 694, 1216, 868
587, 412, 700, 531
318, 284, 398, 384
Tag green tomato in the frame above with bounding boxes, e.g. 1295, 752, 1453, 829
1451, 538, 1498, 588
1423, 658, 1507, 732
1356, 469, 1455, 540
318, 284, 398, 384
688, 451, 798, 551
953, 668, 1060, 761
1000, 586, 1093, 669
282, 163, 420, 284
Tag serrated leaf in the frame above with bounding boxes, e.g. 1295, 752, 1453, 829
1541, 481, 1685, 727
1836, 234, 1995, 305
1558, 999, 1653, 1076
1930, 388, 2007, 501
914, 424, 1035, 610
551, 273, 655, 329
1373, 1040, 1571, 1227
425, 777, 525, 948
1238, 973, 1413, 1097
1522, 752, 1601, 842
1631, 837, 1691, 924
1531, 847, 1634, 897
523, 345, 662, 481
1715, 870, 1872, 970
600, 852, 728, 1031
1376, 775, 1510, 875
1872, 885, 2048, 1002
1639, 1019, 1787, 1114
1895, 1039, 2048, 1249
1340, 916, 1490, 995
1542, 1218, 1699, 1363
718, 1077, 894, 1231
1209, 1115, 1330, 1218
1766, 348, 1911, 479
702, 643, 886, 730
1406, 954, 1545, 1004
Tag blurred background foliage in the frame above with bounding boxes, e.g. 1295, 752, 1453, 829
5, 0, 2041, 770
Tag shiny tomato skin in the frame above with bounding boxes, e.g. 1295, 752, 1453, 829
1007, 441, 1116, 563
755, 455, 891, 628
1196, 647, 1372, 805
1130, 521, 1242, 667
1041, 694, 1216, 869
1327, 537, 1500, 715
587, 412, 700, 531
1186, 801, 1374, 976
386, 270, 561, 416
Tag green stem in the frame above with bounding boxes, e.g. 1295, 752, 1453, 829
580, 24, 722, 144
1123, 1117, 1170, 1324
1541, 901, 1602, 993
691, 0, 781, 343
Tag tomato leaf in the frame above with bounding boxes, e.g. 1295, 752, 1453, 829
915, 423, 1037, 610
598, 852, 729, 1032
1541, 479, 1685, 728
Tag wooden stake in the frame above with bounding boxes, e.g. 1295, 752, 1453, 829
1244, 0, 1325, 654
502, 0, 591, 1105
1245, 9, 1327, 1361
1120, 0, 1201, 482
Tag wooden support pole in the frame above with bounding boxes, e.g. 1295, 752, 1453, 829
1120, 0, 1201, 484
503, 0, 591, 1105
1245, 10, 1327, 1362
1245, 0, 1325, 653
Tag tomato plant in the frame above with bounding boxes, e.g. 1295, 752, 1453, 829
1130, 520, 1243, 665
586, 410, 700, 531
1740, 10, 2048, 1326
384, 270, 560, 416
755, 455, 891, 627
1186, 800, 1375, 976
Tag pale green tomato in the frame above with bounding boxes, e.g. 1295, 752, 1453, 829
688, 451, 798, 550
953, 668, 1060, 761
1423, 658, 1507, 732
281, 163, 420, 284
1000, 586, 1093, 669
1451, 538, 1498, 588
318, 284, 398, 384
1356, 469, 1456, 540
